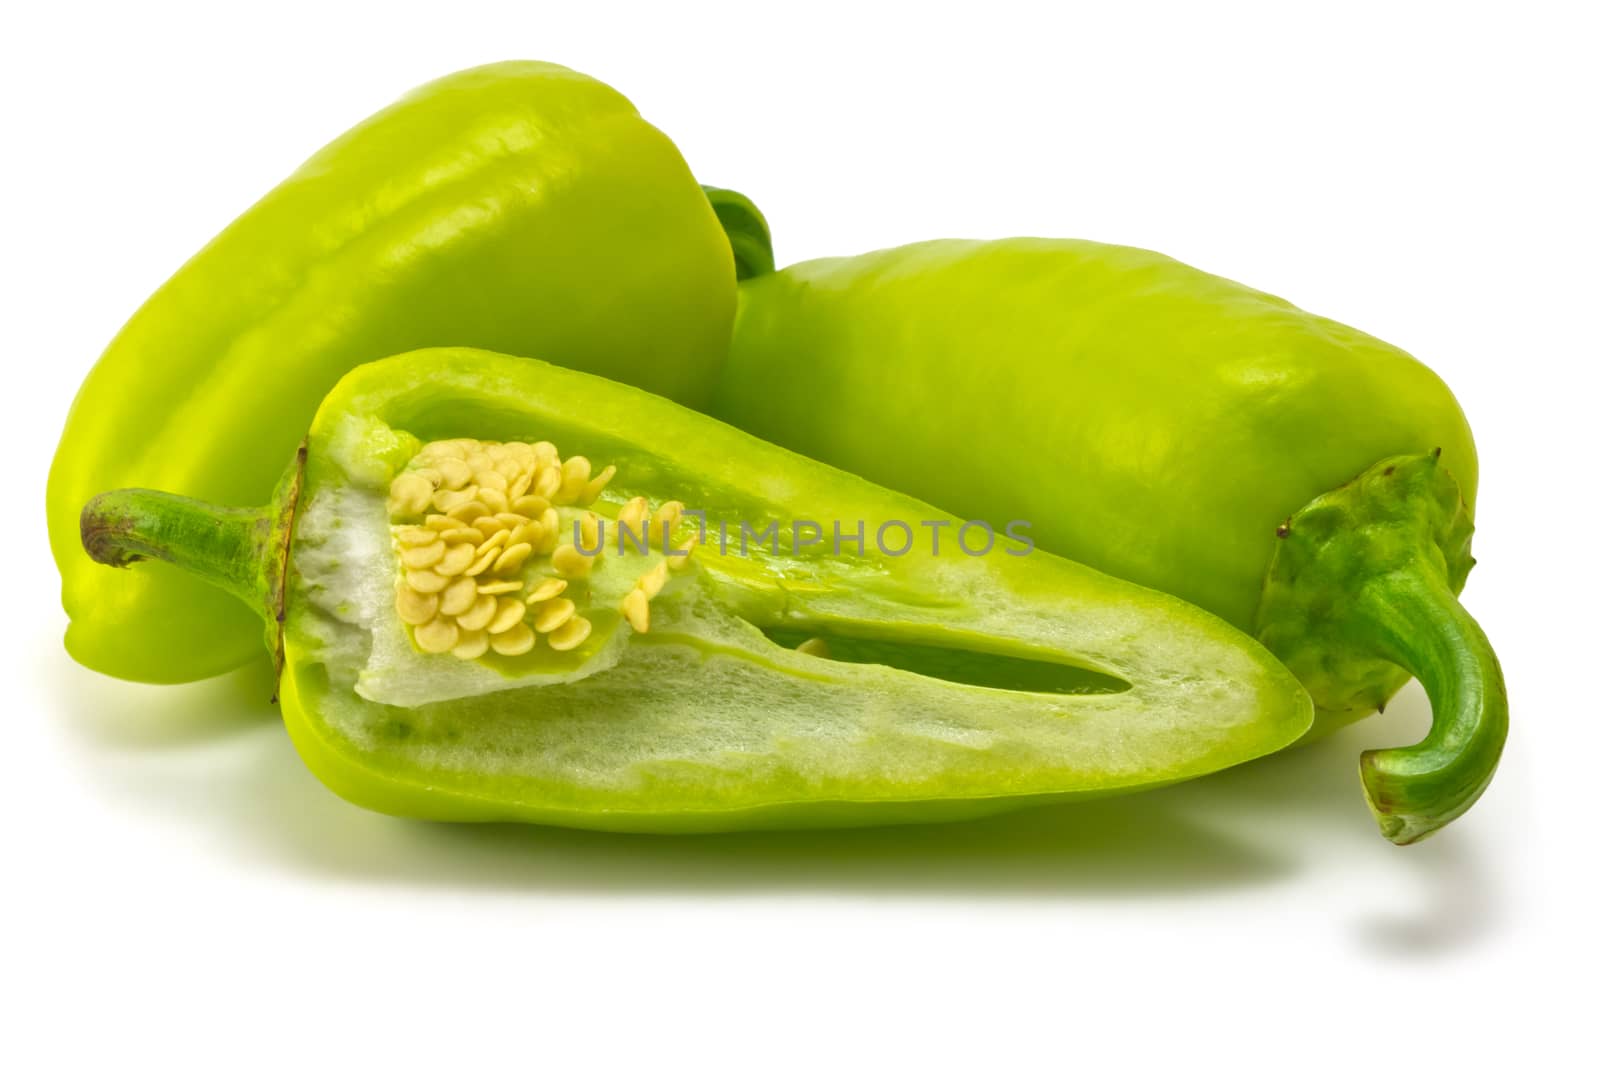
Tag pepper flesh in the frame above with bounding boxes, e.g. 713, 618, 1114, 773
714, 234, 1506, 843
78, 348, 1311, 832
49, 61, 735, 683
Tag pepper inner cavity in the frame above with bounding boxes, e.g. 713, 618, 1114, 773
387, 437, 697, 661
764, 629, 1131, 695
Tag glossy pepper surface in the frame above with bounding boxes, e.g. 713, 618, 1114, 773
715, 235, 1505, 843
77, 349, 1310, 831
49, 61, 735, 683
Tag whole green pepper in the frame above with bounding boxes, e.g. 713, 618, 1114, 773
77, 349, 1309, 831
715, 235, 1506, 843
49, 61, 735, 684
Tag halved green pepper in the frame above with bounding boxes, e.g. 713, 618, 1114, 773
714, 230, 1507, 843
50, 61, 735, 684
78, 349, 1310, 831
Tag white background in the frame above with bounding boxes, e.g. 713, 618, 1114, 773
4, 2, 1595, 1061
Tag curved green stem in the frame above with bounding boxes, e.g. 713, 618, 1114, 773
702, 185, 774, 280
82, 489, 272, 609
1354, 570, 1507, 844
1257, 452, 1507, 844
80, 445, 305, 676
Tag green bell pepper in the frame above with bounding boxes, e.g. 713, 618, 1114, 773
49, 61, 736, 684
77, 348, 1310, 831
715, 233, 1506, 843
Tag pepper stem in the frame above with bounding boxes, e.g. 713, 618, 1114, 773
81, 489, 273, 610
1256, 452, 1507, 844
702, 185, 774, 280
1354, 568, 1507, 843
79, 445, 305, 677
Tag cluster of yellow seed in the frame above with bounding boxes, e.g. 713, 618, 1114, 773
386, 437, 696, 660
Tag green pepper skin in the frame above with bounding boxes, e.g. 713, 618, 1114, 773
715, 237, 1505, 842
78, 349, 1311, 832
49, 61, 734, 684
